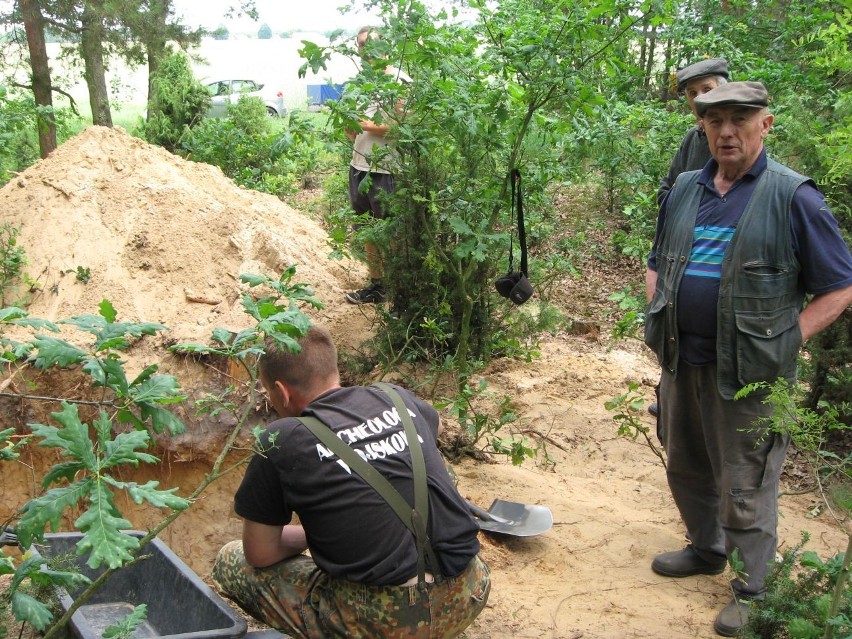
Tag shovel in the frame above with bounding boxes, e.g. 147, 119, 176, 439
467, 499, 553, 537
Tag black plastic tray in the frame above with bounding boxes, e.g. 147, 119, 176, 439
30, 531, 247, 639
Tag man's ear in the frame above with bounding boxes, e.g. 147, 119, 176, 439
264, 378, 292, 417
760, 112, 775, 137
273, 380, 291, 410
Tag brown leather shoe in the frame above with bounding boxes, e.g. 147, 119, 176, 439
714, 597, 752, 636
651, 546, 726, 577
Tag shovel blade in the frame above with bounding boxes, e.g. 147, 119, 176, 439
475, 499, 553, 537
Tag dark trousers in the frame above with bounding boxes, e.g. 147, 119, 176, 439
660, 361, 789, 596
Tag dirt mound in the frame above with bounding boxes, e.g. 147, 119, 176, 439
0, 125, 373, 454
0, 126, 365, 348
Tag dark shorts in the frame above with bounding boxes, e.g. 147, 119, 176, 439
349, 166, 395, 219
212, 540, 490, 639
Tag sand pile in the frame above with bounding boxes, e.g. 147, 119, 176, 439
0, 126, 365, 348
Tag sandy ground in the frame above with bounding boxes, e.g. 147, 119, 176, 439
0, 127, 846, 639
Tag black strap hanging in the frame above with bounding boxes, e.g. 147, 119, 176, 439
509, 169, 528, 276
494, 169, 533, 304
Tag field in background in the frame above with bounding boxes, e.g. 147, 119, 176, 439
47, 36, 357, 113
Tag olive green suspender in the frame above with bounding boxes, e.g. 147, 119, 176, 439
294, 382, 443, 586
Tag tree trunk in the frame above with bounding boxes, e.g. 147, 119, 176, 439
638, 23, 648, 89
145, 0, 171, 120
81, 1, 113, 127
644, 25, 657, 93
661, 37, 673, 100
18, 0, 56, 157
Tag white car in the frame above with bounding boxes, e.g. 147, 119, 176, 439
205, 79, 286, 118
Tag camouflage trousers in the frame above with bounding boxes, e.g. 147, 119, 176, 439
212, 541, 490, 639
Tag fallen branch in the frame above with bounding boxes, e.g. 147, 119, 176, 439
184, 289, 223, 305
520, 428, 571, 452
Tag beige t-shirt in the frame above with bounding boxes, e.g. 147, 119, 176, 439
350, 66, 411, 174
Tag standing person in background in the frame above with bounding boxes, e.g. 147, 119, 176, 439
657, 58, 729, 206
645, 81, 852, 636
344, 26, 411, 306
648, 57, 729, 420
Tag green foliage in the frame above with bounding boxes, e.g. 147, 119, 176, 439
605, 381, 665, 468
607, 286, 646, 340
74, 266, 91, 283
182, 97, 278, 190
0, 224, 27, 307
569, 100, 688, 216
139, 50, 210, 152
799, 279, 852, 415
183, 103, 336, 196
1, 550, 88, 633
0, 88, 39, 187
170, 267, 322, 364
740, 533, 851, 639
257, 24, 272, 40
18, 403, 188, 565
734, 379, 851, 483
301, 0, 666, 372
0, 427, 29, 462
0, 86, 75, 187
438, 377, 532, 465
729, 546, 749, 585
28, 299, 185, 435
103, 604, 148, 639
736, 378, 851, 638
270, 111, 338, 190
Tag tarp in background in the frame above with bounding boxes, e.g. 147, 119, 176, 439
307, 84, 344, 105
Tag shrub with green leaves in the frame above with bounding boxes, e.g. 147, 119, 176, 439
438, 376, 533, 465
740, 533, 851, 639
606, 381, 665, 468
0, 88, 39, 187
182, 97, 279, 190
183, 101, 335, 197
138, 50, 210, 152
0, 224, 27, 307
301, 0, 670, 372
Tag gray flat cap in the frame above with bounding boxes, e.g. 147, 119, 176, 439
676, 58, 729, 91
694, 81, 769, 117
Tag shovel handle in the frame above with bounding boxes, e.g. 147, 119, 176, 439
466, 500, 511, 524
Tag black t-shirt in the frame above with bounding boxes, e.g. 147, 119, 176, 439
234, 384, 480, 586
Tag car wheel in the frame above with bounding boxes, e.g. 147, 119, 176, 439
266, 106, 279, 117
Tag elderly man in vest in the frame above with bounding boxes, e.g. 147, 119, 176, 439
644, 81, 852, 636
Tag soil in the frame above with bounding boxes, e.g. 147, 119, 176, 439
0, 127, 846, 639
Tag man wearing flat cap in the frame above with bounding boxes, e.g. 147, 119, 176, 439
656, 57, 729, 206
647, 58, 730, 421
645, 81, 852, 636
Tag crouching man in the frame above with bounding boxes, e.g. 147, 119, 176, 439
213, 324, 490, 638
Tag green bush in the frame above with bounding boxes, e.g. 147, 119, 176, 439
740, 534, 851, 639
0, 88, 73, 187
0, 224, 27, 307
183, 100, 337, 197
138, 50, 210, 152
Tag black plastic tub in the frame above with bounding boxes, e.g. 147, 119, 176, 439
30, 531, 247, 639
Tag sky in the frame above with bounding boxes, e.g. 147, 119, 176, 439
171, 0, 381, 34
